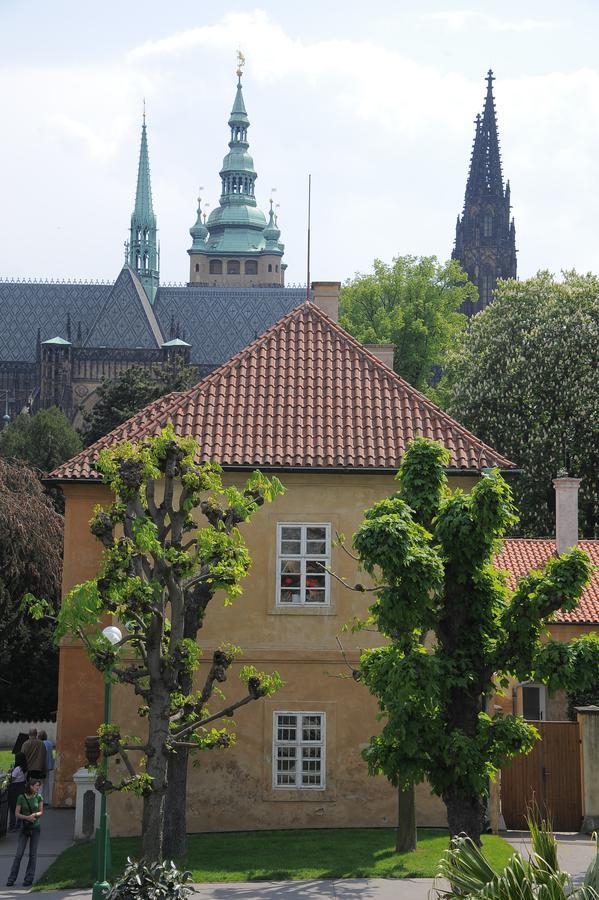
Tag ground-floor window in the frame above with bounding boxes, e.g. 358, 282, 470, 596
273, 712, 325, 789
521, 683, 546, 720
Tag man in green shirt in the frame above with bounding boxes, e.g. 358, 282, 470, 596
6, 777, 43, 886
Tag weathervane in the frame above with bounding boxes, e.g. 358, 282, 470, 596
236, 50, 246, 82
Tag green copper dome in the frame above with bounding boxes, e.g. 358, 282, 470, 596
189, 195, 209, 249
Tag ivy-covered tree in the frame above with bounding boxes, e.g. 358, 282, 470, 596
351, 438, 592, 845
0, 406, 82, 473
0, 459, 63, 719
339, 255, 474, 392
81, 358, 198, 447
440, 271, 599, 536
27, 427, 283, 861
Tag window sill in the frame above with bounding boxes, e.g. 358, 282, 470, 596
263, 789, 335, 803
270, 607, 336, 616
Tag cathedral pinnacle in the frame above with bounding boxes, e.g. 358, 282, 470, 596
128, 109, 159, 303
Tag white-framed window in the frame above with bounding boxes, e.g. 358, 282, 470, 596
273, 711, 326, 789
521, 683, 546, 721
276, 523, 330, 606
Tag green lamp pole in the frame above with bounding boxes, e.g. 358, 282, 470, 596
92, 625, 122, 900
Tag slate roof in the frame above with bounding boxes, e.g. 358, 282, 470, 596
0, 279, 112, 361
496, 539, 599, 625
84, 267, 163, 349
153, 286, 305, 365
50, 302, 515, 481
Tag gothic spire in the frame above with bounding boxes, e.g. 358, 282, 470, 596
464, 70, 504, 203
128, 107, 159, 303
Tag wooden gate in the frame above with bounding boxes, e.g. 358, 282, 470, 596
501, 721, 582, 831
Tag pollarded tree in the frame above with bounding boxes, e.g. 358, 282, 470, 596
441, 270, 599, 536
27, 426, 283, 861
353, 438, 591, 845
339, 255, 474, 392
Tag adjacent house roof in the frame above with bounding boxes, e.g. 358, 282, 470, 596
497, 539, 599, 625
50, 302, 515, 481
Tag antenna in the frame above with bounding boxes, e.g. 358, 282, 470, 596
306, 174, 311, 304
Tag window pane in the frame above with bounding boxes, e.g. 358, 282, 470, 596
301, 747, 322, 785
302, 716, 322, 741
305, 572, 325, 590
281, 540, 301, 555
277, 716, 297, 740
280, 589, 302, 604
280, 559, 301, 590
281, 527, 301, 541
307, 527, 326, 541
277, 746, 297, 785
305, 589, 326, 603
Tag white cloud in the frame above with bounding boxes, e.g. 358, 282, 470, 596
420, 10, 562, 32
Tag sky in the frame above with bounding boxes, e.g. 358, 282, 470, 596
2, 0, 599, 286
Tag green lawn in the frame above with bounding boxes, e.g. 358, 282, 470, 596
36, 828, 514, 890
0, 748, 13, 771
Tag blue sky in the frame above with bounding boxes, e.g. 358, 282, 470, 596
2, 1, 599, 285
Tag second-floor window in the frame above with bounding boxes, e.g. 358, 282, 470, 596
277, 523, 330, 606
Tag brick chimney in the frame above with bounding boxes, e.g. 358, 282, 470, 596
364, 344, 395, 369
311, 281, 340, 322
553, 476, 581, 555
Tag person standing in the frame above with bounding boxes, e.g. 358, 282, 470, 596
6, 777, 43, 887
8, 752, 27, 831
20, 729, 46, 781
38, 730, 54, 806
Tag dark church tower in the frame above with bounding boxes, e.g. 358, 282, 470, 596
452, 70, 517, 316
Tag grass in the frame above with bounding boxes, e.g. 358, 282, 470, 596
35, 828, 515, 890
0, 748, 13, 771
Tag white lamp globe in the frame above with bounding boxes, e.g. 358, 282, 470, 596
102, 625, 123, 646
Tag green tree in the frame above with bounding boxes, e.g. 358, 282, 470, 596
441, 271, 599, 536
339, 255, 474, 391
0, 458, 63, 719
0, 406, 82, 473
81, 358, 198, 447
351, 438, 592, 845
27, 427, 284, 861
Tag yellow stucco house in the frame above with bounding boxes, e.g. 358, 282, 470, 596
51, 297, 562, 835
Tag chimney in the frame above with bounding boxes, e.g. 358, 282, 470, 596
553, 476, 581, 555
311, 281, 340, 322
364, 343, 395, 369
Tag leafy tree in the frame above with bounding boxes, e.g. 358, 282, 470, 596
0, 406, 82, 473
0, 458, 63, 719
27, 426, 284, 861
81, 358, 198, 447
441, 271, 599, 536
534, 633, 599, 721
350, 438, 592, 845
339, 255, 474, 392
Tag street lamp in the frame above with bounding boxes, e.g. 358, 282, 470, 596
92, 624, 122, 900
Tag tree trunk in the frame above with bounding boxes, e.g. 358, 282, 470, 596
396, 784, 417, 852
142, 681, 171, 860
442, 785, 485, 846
163, 749, 189, 859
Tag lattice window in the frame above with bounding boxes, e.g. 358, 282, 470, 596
277, 524, 330, 606
273, 712, 325, 789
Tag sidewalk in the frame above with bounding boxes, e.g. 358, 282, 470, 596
507, 831, 596, 884
0, 808, 75, 894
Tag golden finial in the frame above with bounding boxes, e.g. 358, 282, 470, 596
236, 50, 246, 81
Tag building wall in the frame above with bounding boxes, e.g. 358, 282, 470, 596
188, 254, 284, 287
56, 470, 474, 829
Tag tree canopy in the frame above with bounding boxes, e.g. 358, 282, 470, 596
339, 255, 474, 392
440, 271, 599, 536
81, 359, 198, 447
0, 406, 82, 473
352, 438, 593, 844
0, 458, 63, 719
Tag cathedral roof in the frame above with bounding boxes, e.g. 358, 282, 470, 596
0, 279, 113, 361
49, 302, 515, 481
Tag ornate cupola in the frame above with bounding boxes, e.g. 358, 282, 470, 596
188, 54, 285, 287
452, 70, 517, 316
128, 109, 160, 304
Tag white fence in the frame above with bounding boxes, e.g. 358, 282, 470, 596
0, 721, 56, 747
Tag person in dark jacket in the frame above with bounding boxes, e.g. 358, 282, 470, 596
8, 752, 28, 830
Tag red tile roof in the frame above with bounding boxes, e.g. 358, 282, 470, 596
50, 303, 515, 481
497, 539, 599, 625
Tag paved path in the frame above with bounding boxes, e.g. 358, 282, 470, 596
507, 831, 596, 884
0, 808, 75, 894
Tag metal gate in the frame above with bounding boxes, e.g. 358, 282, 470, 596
501, 721, 582, 832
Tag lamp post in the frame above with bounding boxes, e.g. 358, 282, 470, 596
92, 625, 122, 900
